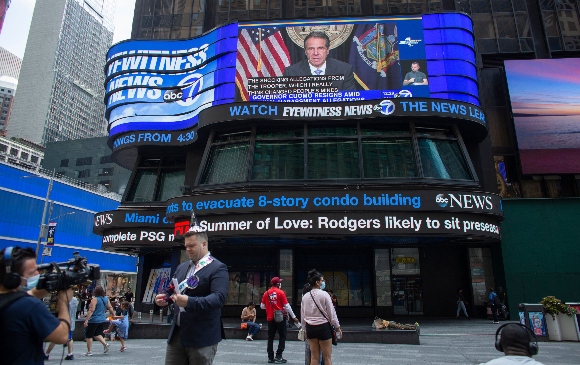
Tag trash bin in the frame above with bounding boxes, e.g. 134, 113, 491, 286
518, 303, 549, 342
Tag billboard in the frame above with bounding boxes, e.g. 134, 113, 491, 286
505, 58, 580, 174
235, 15, 477, 105
104, 13, 479, 138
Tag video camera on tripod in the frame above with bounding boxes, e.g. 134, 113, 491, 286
36, 252, 100, 291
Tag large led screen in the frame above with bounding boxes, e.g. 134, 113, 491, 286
505, 58, 580, 174
103, 13, 479, 137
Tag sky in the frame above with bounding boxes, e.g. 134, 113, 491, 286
504, 58, 580, 116
0, 0, 136, 59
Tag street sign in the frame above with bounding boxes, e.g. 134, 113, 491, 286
42, 247, 52, 256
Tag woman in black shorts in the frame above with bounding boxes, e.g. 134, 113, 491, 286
300, 270, 342, 365
82, 286, 115, 356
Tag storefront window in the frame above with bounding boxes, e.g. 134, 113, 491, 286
362, 139, 417, 178
157, 170, 186, 201
469, 247, 494, 306
308, 141, 359, 179
198, 123, 476, 187
126, 156, 186, 202
375, 249, 392, 306
252, 142, 304, 180
418, 139, 471, 180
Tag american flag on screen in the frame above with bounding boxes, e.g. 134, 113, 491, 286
236, 27, 291, 101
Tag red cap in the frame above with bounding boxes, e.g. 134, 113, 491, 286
271, 277, 283, 285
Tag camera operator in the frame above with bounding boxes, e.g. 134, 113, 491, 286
0, 246, 73, 364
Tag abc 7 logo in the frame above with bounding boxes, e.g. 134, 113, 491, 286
163, 89, 183, 103
163, 73, 204, 105
373, 100, 395, 116
435, 194, 448, 207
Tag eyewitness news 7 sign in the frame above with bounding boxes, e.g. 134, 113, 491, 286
104, 13, 479, 139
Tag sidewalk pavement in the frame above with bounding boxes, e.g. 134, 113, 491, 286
53, 318, 579, 364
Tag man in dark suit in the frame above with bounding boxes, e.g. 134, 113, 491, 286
283, 31, 356, 91
155, 230, 228, 365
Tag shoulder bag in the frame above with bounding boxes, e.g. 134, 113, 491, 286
309, 291, 338, 346
269, 290, 284, 322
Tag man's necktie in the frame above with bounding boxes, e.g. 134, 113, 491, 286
314, 69, 322, 75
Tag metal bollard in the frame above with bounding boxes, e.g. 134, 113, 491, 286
159, 309, 164, 322
149, 310, 154, 322
137, 312, 142, 320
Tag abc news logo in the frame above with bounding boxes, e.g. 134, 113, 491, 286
164, 88, 183, 103
435, 193, 494, 210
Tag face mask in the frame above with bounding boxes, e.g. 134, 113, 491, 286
23, 274, 40, 290
320, 281, 326, 290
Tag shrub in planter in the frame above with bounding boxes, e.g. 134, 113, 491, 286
540, 296, 578, 320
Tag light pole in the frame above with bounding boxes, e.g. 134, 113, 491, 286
22, 169, 56, 260
40, 211, 76, 263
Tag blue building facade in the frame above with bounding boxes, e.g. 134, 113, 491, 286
0, 161, 137, 276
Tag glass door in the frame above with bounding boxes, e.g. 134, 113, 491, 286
392, 276, 423, 315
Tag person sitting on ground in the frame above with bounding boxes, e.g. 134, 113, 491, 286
241, 301, 261, 341
104, 301, 130, 352
480, 323, 544, 365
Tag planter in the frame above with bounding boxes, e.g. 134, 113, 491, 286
557, 313, 580, 341
545, 315, 562, 341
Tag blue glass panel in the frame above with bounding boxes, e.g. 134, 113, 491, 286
422, 13, 474, 33
426, 60, 477, 80
430, 92, 480, 106
426, 45, 476, 64
423, 29, 475, 48
429, 76, 479, 95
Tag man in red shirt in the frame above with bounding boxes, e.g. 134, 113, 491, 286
261, 277, 299, 363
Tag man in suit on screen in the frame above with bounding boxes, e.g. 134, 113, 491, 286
283, 31, 356, 91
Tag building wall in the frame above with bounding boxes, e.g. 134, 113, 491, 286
7, 0, 115, 146
0, 160, 135, 273
0, 77, 16, 136
0, 46, 21, 79
42, 136, 132, 195
501, 198, 580, 318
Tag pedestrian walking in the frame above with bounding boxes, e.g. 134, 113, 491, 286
489, 288, 500, 324
82, 286, 115, 356
456, 288, 470, 319
45, 294, 79, 360
302, 282, 323, 365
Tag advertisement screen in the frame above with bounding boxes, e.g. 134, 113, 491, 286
104, 13, 478, 137
505, 58, 580, 174
235, 17, 430, 103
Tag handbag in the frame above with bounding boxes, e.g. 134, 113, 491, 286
240, 322, 248, 330
298, 327, 306, 341
309, 292, 338, 346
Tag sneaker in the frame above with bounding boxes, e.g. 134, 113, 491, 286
246, 335, 253, 341
275, 357, 288, 363
119, 346, 126, 352
268, 360, 275, 363
43, 354, 49, 360
65, 354, 74, 360
81, 352, 93, 356
104, 343, 110, 353
493, 321, 500, 324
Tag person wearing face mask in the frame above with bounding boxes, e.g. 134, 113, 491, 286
301, 269, 341, 365
261, 276, 299, 363
0, 246, 73, 364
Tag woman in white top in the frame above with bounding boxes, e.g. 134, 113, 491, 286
301, 269, 342, 365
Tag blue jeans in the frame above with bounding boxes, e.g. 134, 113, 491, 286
246, 321, 260, 336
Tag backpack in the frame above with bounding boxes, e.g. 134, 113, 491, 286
493, 293, 501, 306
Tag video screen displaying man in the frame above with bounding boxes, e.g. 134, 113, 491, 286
283, 31, 356, 91
403, 61, 428, 85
